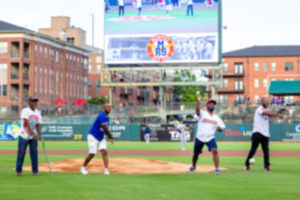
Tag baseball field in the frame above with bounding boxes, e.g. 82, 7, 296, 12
105, 5, 219, 34
0, 141, 300, 200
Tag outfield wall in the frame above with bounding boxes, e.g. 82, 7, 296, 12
0, 123, 300, 142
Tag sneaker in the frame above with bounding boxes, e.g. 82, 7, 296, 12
244, 165, 250, 172
187, 166, 196, 173
16, 172, 22, 176
80, 166, 88, 175
215, 169, 221, 175
104, 169, 110, 175
33, 172, 39, 176
265, 168, 271, 173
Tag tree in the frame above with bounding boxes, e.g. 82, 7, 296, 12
173, 70, 207, 102
87, 96, 108, 105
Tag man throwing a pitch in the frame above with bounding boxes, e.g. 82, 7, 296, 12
244, 96, 283, 172
187, 93, 225, 175
81, 103, 114, 175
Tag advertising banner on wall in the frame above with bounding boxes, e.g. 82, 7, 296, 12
0, 124, 20, 140
141, 124, 194, 142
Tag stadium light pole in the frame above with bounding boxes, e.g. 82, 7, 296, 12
89, 13, 95, 47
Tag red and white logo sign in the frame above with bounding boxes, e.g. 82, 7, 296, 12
147, 34, 174, 62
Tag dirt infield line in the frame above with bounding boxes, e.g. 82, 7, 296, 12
1, 150, 300, 157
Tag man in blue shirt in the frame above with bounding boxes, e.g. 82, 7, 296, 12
81, 103, 114, 175
144, 124, 151, 144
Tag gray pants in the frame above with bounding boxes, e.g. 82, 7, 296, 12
144, 134, 150, 144
179, 133, 186, 150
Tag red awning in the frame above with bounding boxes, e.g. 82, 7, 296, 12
73, 99, 88, 105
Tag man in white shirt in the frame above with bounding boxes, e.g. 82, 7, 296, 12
137, 0, 142, 16
187, 93, 225, 175
245, 96, 283, 172
118, 0, 125, 16
16, 96, 43, 176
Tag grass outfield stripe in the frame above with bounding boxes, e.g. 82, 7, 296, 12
1, 150, 300, 157
1, 141, 300, 151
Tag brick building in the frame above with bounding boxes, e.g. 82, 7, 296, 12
207, 46, 300, 104
0, 20, 89, 118
39, 16, 86, 48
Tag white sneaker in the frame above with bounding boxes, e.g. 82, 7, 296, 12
104, 169, 110, 175
80, 166, 88, 175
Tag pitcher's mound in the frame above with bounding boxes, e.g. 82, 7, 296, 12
23, 158, 226, 174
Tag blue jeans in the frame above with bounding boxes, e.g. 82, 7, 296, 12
16, 137, 38, 173
187, 5, 193, 16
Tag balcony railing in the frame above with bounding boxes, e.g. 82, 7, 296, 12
206, 68, 244, 77
24, 52, 30, 59
11, 74, 19, 80
206, 84, 245, 94
10, 95, 19, 101
23, 73, 29, 80
11, 51, 19, 58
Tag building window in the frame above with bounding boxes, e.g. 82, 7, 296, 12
0, 63, 7, 96
285, 62, 293, 71
0, 106, 7, 118
284, 96, 294, 104
285, 78, 294, 81
254, 79, 259, 88
84, 58, 88, 69
234, 80, 243, 90
96, 56, 102, 63
34, 44, 37, 56
97, 65, 101, 73
255, 95, 259, 104
44, 47, 47, 59
88, 65, 92, 73
272, 62, 276, 72
67, 37, 75, 45
0, 42, 8, 54
223, 63, 228, 72
221, 79, 228, 88
254, 62, 259, 72
234, 63, 243, 74
96, 80, 100, 89
56, 51, 59, 62
39, 46, 43, 57
263, 79, 268, 88
88, 80, 92, 88
263, 62, 267, 72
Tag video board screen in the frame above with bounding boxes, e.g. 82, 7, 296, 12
104, 0, 221, 65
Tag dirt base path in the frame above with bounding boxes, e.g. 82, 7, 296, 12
1, 150, 300, 157
23, 158, 226, 174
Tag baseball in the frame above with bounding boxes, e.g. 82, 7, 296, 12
196, 91, 200, 95
249, 158, 255, 164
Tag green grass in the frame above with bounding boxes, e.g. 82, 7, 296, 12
0, 142, 300, 200
1, 141, 300, 151
0, 154, 299, 200
105, 9, 218, 34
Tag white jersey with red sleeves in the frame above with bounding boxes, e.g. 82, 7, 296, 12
196, 110, 225, 143
20, 107, 43, 140
252, 105, 270, 137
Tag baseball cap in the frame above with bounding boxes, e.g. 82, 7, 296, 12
27, 96, 39, 102
206, 99, 216, 106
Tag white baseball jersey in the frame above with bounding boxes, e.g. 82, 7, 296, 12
252, 106, 270, 137
118, 0, 124, 6
137, 0, 142, 7
20, 107, 42, 140
196, 110, 225, 143
177, 124, 186, 134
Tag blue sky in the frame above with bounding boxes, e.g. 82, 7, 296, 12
1, 0, 300, 53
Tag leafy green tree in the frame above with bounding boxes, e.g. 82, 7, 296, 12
173, 70, 207, 102
87, 96, 108, 105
